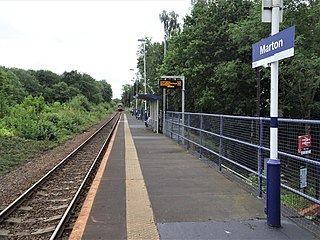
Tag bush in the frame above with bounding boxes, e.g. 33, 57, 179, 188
0, 95, 111, 142
68, 94, 92, 112
36, 120, 58, 140
0, 127, 14, 137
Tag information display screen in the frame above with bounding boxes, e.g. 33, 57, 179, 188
159, 79, 182, 89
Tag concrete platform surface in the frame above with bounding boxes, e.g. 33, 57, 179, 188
78, 113, 318, 239
158, 219, 317, 240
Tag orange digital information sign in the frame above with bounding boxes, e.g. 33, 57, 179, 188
159, 79, 183, 89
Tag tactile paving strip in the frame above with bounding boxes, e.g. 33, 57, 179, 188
124, 115, 159, 240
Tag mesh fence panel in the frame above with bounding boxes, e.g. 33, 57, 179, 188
165, 111, 320, 235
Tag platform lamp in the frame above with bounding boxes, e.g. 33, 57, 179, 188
129, 69, 137, 113
138, 38, 147, 120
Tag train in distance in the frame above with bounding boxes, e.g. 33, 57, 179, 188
117, 103, 124, 111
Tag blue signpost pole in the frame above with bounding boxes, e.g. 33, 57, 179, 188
267, 0, 281, 227
258, 118, 263, 199
253, 1, 294, 227
267, 159, 281, 226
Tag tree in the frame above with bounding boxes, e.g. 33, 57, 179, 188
32, 70, 61, 102
10, 68, 42, 97
98, 80, 113, 103
4, 69, 27, 104
278, 0, 320, 119
61, 71, 104, 104
61, 70, 82, 86
160, 0, 255, 114
121, 84, 133, 107
51, 82, 80, 103
159, 10, 181, 38
34, 69, 60, 88
80, 73, 103, 104
137, 40, 164, 96
0, 68, 13, 118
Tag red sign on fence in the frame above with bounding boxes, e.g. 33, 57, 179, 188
298, 135, 312, 155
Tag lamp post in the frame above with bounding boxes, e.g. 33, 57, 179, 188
129, 69, 137, 113
138, 38, 147, 116
163, 34, 167, 134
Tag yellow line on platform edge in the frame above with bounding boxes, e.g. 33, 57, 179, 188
68, 117, 120, 240
124, 114, 160, 240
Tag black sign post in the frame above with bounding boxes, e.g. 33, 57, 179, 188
160, 76, 185, 143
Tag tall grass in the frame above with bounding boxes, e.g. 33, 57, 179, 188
0, 94, 114, 174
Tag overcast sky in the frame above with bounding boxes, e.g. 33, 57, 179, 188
0, 0, 191, 99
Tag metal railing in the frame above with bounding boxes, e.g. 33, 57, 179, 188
164, 111, 320, 234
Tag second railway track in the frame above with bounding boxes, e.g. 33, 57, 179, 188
0, 112, 121, 240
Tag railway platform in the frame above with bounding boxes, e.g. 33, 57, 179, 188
69, 113, 317, 239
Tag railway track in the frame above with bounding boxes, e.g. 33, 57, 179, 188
0, 112, 121, 240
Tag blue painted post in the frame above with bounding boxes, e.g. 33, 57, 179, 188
178, 113, 181, 144
166, 112, 168, 136
165, 111, 167, 136
316, 165, 319, 199
200, 114, 203, 158
258, 118, 263, 198
171, 113, 173, 139
266, 1, 281, 228
144, 109, 148, 122
168, 112, 170, 137
187, 114, 190, 150
219, 115, 223, 171
267, 159, 281, 227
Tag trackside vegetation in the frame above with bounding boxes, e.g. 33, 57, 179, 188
0, 66, 114, 175
123, 0, 320, 120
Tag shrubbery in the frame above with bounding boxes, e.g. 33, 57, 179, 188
0, 94, 113, 142
0, 67, 115, 175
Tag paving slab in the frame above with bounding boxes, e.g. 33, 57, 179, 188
126, 114, 318, 239
80, 114, 318, 240
158, 219, 317, 240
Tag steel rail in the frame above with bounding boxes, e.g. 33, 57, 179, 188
50, 112, 121, 239
0, 112, 119, 224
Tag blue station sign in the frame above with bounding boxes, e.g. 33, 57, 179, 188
252, 26, 295, 68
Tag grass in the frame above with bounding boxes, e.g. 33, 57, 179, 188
0, 136, 55, 175
0, 112, 112, 176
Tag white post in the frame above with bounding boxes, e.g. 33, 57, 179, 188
163, 34, 167, 134
129, 69, 137, 114
267, 0, 281, 228
143, 41, 147, 112
270, 0, 280, 163
138, 38, 147, 119
135, 85, 138, 111
156, 99, 159, 133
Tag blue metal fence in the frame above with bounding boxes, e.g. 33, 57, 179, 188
165, 111, 320, 232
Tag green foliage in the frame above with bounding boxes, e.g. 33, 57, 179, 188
121, 84, 133, 108
0, 126, 14, 137
0, 94, 111, 141
0, 67, 14, 118
60, 70, 110, 105
158, 0, 256, 114
134, 0, 320, 119
159, 10, 181, 37
0, 136, 54, 175
0, 67, 113, 106
99, 80, 113, 103
281, 187, 317, 215
280, 51, 320, 119
9, 68, 42, 97
0, 53, 114, 175
0, 93, 113, 175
